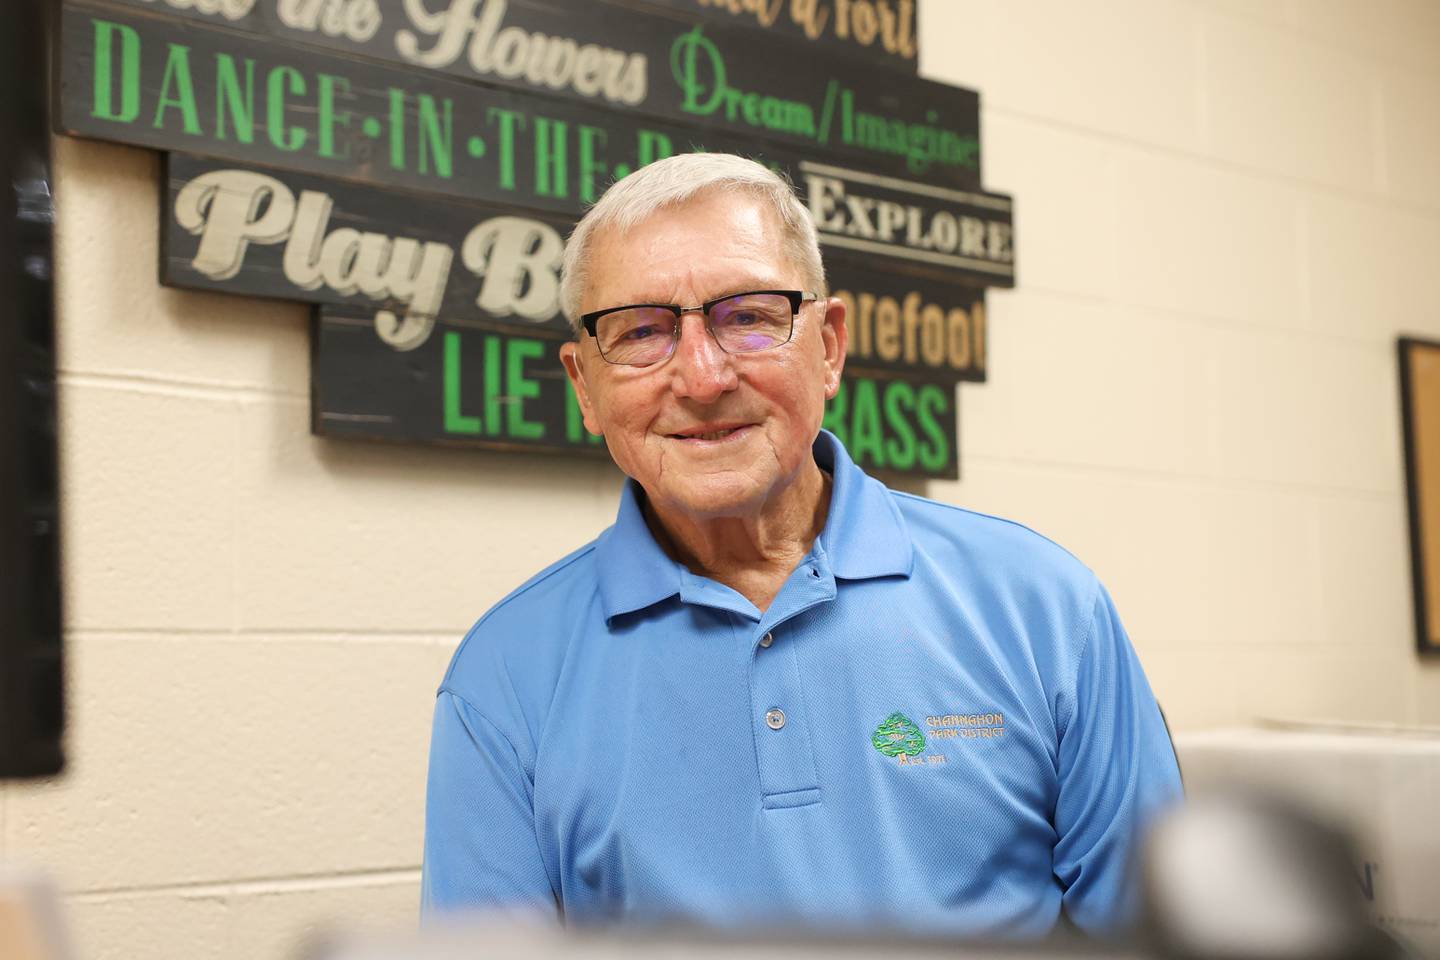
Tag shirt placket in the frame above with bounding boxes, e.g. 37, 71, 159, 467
747, 550, 836, 810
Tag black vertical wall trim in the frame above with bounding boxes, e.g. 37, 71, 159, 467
1, 0, 65, 778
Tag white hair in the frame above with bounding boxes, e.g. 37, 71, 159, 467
559, 153, 826, 333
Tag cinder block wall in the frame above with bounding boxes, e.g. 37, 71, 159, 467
924, 0, 1440, 726
5, 2, 1439, 958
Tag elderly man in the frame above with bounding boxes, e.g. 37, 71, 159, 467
422, 153, 1182, 937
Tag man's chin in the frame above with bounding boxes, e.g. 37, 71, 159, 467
651, 472, 772, 522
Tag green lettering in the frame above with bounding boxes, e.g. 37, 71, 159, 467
636, 129, 674, 169
505, 339, 545, 440
669, 24, 811, 135
534, 117, 568, 199
565, 377, 585, 443
850, 378, 885, 469
882, 381, 917, 470
91, 19, 140, 123
916, 384, 951, 472
266, 66, 307, 151
578, 125, 608, 203
487, 108, 525, 190
387, 88, 405, 170
443, 332, 481, 435
316, 73, 350, 159
483, 335, 502, 432
670, 25, 725, 117
215, 54, 255, 144
418, 95, 453, 177
735, 89, 755, 124
153, 44, 201, 135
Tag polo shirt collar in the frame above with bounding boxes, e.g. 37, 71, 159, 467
594, 480, 683, 624
813, 429, 914, 581
594, 430, 913, 623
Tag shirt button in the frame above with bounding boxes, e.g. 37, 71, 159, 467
759, 632, 774, 649
765, 708, 786, 730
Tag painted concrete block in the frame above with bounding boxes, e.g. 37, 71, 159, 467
1196, 486, 1325, 649
1193, 0, 1297, 30
59, 384, 237, 630
1210, 328, 1400, 494
53, 139, 310, 395
980, 114, 1117, 300
1411, 669, 1440, 725
1112, 149, 1303, 329
1306, 193, 1440, 343
1203, 12, 1378, 190
920, 0, 1204, 153
5, 636, 436, 890
1313, 494, 1413, 649
230, 398, 617, 634
963, 292, 1220, 477
1379, 65, 1440, 211
1138, 647, 1244, 731
63, 890, 230, 960
64, 876, 419, 960
1300, 0, 1440, 73
1232, 644, 1412, 725
938, 458, 1220, 655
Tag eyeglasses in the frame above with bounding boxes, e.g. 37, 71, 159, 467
580, 289, 819, 367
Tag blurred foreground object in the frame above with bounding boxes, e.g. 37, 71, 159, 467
1175, 722, 1440, 957
1141, 792, 1402, 960
0, 0, 64, 778
304, 722, 1439, 960
308, 922, 1135, 960
0, 869, 70, 960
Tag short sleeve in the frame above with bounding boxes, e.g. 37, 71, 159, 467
421, 690, 559, 919
1052, 583, 1183, 935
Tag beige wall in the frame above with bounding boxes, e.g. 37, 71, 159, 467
5, 1, 1440, 958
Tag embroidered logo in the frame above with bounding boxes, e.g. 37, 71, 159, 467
926, 712, 1005, 739
871, 712, 926, 757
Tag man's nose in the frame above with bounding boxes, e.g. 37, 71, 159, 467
667, 313, 738, 402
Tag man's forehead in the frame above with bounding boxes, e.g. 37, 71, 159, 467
607, 267, 799, 303
585, 194, 801, 307
593, 191, 774, 253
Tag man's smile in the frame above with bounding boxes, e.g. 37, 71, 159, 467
663, 422, 756, 444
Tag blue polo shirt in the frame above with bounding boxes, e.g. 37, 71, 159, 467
422, 431, 1182, 937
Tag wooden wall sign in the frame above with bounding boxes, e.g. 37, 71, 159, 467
76, 0, 968, 186
62, 2, 1013, 285
314, 306, 960, 478
637, 0, 919, 72
162, 153, 990, 380
55, 0, 1013, 477
160, 153, 575, 346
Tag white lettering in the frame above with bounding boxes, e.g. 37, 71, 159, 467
174, 170, 295, 281
958, 216, 986, 258
460, 217, 563, 321
174, 169, 451, 352
282, 191, 333, 291
276, 0, 381, 42
806, 175, 848, 233
136, 0, 256, 22
394, 0, 648, 106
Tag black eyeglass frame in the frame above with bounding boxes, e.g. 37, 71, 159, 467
580, 289, 820, 366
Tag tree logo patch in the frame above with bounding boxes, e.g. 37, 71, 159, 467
871, 712, 926, 757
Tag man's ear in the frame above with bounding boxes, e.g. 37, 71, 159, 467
819, 295, 848, 399
560, 340, 604, 436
